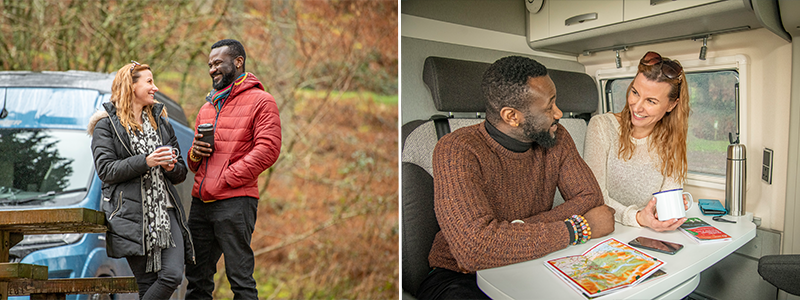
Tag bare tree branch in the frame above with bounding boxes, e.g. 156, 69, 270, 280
253, 210, 363, 258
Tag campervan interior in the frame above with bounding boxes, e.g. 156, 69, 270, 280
400, 0, 800, 299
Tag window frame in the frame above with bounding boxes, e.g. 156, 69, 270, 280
594, 54, 749, 190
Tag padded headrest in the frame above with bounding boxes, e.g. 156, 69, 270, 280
422, 56, 597, 114
423, 56, 489, 112
548, 69, 598, 114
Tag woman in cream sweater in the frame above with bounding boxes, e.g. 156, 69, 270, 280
584, 51, 690, 232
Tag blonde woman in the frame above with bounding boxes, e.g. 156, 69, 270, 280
584, 51, 691, 232
89, 61, 194, 299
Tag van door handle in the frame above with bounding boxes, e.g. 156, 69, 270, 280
565, 13, 598, 26
650, 0, 675, 6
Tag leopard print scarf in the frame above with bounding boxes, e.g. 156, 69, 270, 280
128, 111, 174, 273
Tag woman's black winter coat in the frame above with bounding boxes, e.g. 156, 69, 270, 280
89, 102, 195, 265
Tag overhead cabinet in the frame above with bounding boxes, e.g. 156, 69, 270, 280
623, 0, 721, 22
527, 0, 789, 55
547, 1, 623, 37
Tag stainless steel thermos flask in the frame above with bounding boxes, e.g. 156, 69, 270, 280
725, 133, 746, 216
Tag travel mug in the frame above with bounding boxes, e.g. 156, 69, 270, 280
197, 123, 215, 150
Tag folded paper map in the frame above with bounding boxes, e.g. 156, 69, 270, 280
545, 238, 665, 298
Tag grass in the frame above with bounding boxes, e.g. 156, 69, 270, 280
688, 134, 729, 153
297, 89, 398, 104
687, 133, 730, 175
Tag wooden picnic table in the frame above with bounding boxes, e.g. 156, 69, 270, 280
0, 208, 137, 300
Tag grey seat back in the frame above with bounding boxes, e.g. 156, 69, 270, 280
759, 254, 800, 296
401, 56, 598, 297
401, 57, 488, 297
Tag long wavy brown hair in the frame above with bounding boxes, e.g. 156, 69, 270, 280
110, 62, 167, 134
618, 53, 690, 184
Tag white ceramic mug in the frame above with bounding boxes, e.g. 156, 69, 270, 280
653, 188, 693, 221
156, 145, 178, 162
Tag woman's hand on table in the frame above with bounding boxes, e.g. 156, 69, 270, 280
637, 198, 686, 232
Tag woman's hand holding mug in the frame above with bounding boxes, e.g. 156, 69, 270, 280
147, 145, 178, 171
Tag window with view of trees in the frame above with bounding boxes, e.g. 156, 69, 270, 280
604, 70, 739, 176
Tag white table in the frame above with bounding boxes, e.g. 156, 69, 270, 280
477, 205, 757, 300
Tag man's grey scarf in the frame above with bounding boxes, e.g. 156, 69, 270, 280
128, 112, 174, 272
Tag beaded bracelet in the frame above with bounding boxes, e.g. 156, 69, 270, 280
569, 218, 579, 245
188, 147, 202, 162
573, 215, 591, 244
565, 217, 578, 245
566, 215, 592, 245
579, 215, 590, 244
564, 220, 576, 244
564, 217, 575, 245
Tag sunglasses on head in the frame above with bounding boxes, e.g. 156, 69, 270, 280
640, 51, 683, 79
130, 60, 141, 74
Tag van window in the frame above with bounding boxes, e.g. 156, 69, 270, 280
0, 86, 103, 207
0, 87, 103, 130
604, 71, 739, 176
0, 129, 92, 207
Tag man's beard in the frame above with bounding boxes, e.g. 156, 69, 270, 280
212, 70, 237, 90
521, 111, 558, 148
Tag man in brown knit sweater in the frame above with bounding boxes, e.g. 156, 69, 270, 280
417, 56, 616, 299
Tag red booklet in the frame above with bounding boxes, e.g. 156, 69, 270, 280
679, 217, 731, 243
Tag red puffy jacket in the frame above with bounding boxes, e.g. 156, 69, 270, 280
188, 73, 281, 202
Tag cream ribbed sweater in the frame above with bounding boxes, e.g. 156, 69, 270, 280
583, 113, 681, 227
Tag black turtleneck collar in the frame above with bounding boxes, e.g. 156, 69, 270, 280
484, 121, 532, 153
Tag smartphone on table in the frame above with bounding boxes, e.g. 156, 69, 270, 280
629, 236, 684, 255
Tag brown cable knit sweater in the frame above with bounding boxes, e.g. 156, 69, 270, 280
428, 121, 603, 273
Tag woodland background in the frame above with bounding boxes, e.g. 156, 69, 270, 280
0, 0, 399, 299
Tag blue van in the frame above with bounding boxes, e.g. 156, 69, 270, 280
0, 70, 194, 300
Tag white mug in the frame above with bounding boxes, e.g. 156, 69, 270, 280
653, 188, 693, 221
156, 145, 178, 162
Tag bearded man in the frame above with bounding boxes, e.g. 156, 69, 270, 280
416, 56, 615, 300
185, 39, 281, 300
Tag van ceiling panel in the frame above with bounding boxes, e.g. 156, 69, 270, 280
402, 0, 527, 36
